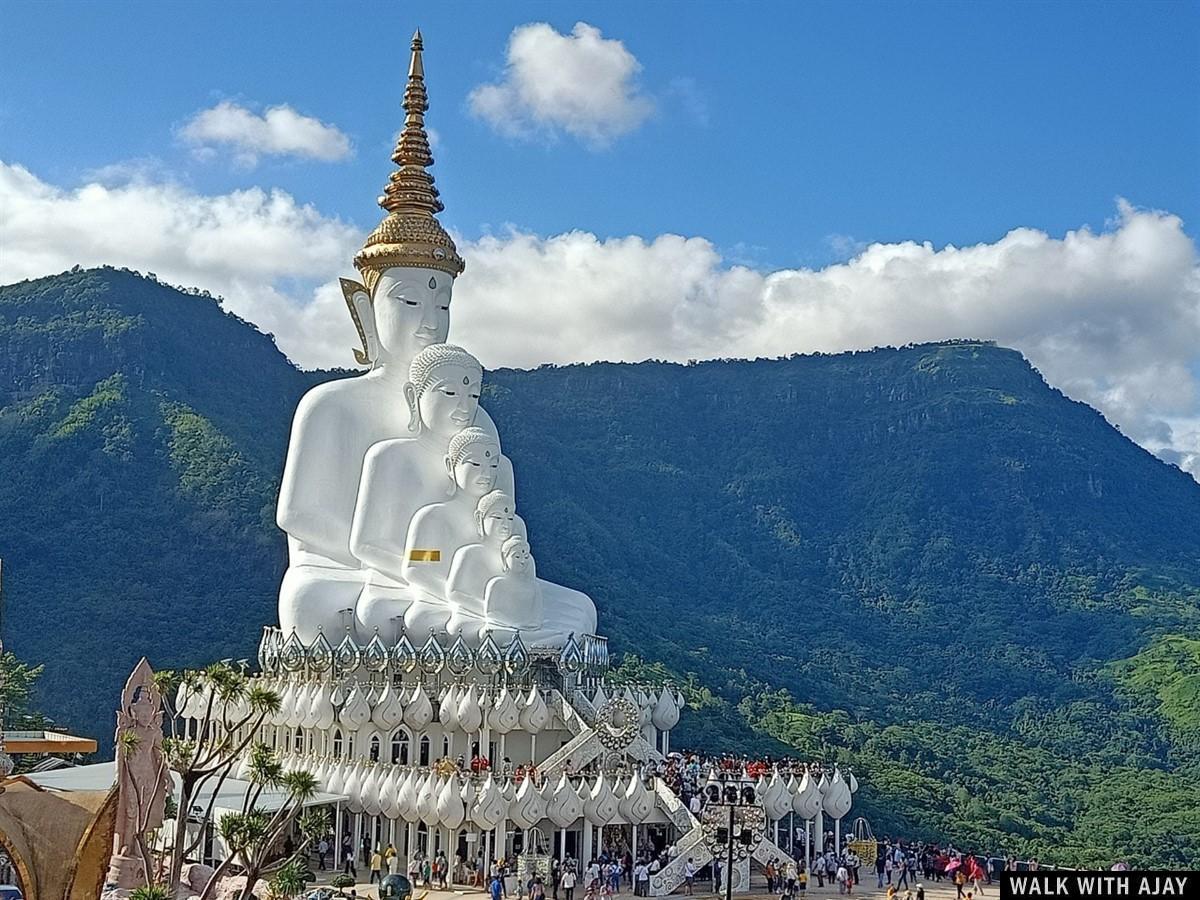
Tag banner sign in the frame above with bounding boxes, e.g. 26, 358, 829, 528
1001, 873, 1196, 900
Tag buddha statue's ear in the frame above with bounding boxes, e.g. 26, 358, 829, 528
474, 509, 486, 537
341, 278, 377, 367
444, 454, 457, 496
404, 383, 420, 433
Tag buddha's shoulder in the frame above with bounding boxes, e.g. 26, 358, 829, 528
295, 376, 394, 417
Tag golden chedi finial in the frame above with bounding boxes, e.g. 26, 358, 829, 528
354, 29, 465, 289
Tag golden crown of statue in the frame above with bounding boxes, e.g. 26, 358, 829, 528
354, 30, 465, 290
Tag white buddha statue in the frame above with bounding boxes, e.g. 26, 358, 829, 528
277, 31, 597, 648
401, 427, 503, 597
446, 489, 518, 614
483, 535, 543, 634
276, 33, 494, 643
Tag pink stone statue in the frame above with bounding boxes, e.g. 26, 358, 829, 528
107, 657, 171, 888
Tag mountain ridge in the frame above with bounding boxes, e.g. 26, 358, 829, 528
2, 267, 1198, 865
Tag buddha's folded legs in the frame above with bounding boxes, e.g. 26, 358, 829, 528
354, 580, 417, 643
279, 564, 367, 644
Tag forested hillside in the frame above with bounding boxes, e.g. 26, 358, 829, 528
1, 268, 1198, 866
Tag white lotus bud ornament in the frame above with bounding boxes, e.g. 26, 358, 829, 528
618, 773, 654, 822
404, 683, 434, 730
519, 686, 549, 733
508, 772, 537, 830
380, 766, 402, 819
439, 685, 460, 731
488, 687, 521, 733
373, 680, 404, 731
473, 773, 507, 830
398, 769, 419, 822
417, 773, 440, 825
822, 768, 852, 819
651, 687, 680, 731
457, 684, 484, 733
548, 773, 583, 828
438, 770, 466, 829
765, 772, 792, 821
793, 771, 822, 819
343, 762, 365, 814
584, 772, 619, 826
362, 765, 384, 816
340, 684, 371, 730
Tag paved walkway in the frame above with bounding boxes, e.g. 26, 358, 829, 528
312, 877, 976, 900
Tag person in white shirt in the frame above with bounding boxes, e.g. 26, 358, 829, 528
688, 794, 702, 816
684, 859, 696, 896
634, 862, 649, 897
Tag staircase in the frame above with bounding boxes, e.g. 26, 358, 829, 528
648, 827, 713, 897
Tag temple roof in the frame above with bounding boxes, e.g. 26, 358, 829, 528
29, 761, 347, 812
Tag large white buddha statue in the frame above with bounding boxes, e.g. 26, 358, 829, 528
277, 32, 491, 642
276, 31, 596, 648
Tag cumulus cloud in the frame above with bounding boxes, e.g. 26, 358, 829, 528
469, 22, 653, 148
2, 161, 1198, 479
180, 101, 352, 166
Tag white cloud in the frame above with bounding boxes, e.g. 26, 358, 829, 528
469, 22, 653, 148
180, 101, 352, 166
2, 161, 1198, 480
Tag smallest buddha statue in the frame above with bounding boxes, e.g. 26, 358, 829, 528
483, 534, 543, 634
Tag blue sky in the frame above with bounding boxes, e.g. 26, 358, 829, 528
2, 0, 1196, 267
2, 1, 1199, 477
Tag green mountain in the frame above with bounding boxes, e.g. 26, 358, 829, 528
2, 268, 1198, 866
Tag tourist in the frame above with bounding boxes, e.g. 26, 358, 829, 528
492, 876, 505, 900
533, 877, 547, 900
712, 858, 722, 894
342, 843, 357, 878
563, 863, 578, 900
896, 854, 910, 889
876, 851, 886, 888
370, 847, 383, 884
836, 861, 848, 894
317, 835, 329, 871
798, 863, 808, 896
684, 858, 696, 896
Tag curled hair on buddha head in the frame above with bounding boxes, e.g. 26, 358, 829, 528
447, 427, 500, 467
404, 343, 483, 433
444, 427, 501, 495
499, 534, 531, 572
475, 489, 515, 537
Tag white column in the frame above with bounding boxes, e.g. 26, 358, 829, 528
583, 822, 593, 862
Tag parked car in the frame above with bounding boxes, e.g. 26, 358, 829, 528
0, 885, 23, 900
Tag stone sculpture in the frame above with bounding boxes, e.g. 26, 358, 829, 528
107, 657, 170, 889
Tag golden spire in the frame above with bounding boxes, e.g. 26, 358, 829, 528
354, 29, 464, 286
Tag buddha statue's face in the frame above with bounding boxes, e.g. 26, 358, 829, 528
451, 442, 501, 498
372, 267, 452, 364
482, 506, 515, 542
502, 540, 534, 577
415, 365, 481, 441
